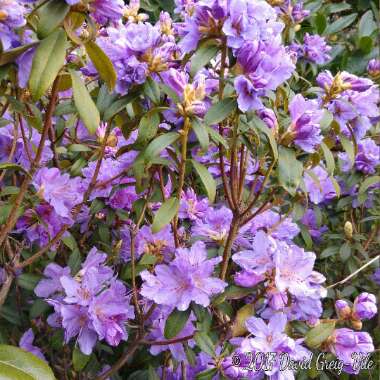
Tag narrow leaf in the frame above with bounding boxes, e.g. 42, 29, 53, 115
144, 132, 180, 161
305, 321, 336, 349
70, 69, 100, 134
85, 41, 117, 91
164, 308, 191, 339
320, 142, 335, 175
190, 44, 218, 76
277, 147, 303, 196
191, 160, 216, 203
192, 118, 209, 151
204, 98, 237, 126
37, 0, 70, 39
29, 29, 67, 100
151, 197, 179, 233
193, 332, 215, 358
359, 176, 380, 195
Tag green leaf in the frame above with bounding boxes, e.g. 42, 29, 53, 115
159, 83, 180, 104
359, 176, 380, 195
72, 347, 90, 372
148, 366, 160, 380
204, 98, 237, 126
359, 36, 373, 54
29, 29, 67, 100
320, 142, 335, 176
68, 144, 91, 153
305, 321, 336, 349
0, 345, 56, 380
191, 160, 216, 203
358, 10, 377, 38
194, 332, 215, 358
37, 0, 70, 39
135, 111, 161, 148
206, 126, 228, 148
195, 368, 218, 380
143, 132, 180, 162
192, 118, 209, 151
249, 115, 278, 160
323, 13, 357, 35
164, 308, 191, 339
17, 274, 40, 291
70, 69, 100, 134
277, 147, 303, 196
151, 197, 179, 233
340, 135, 355, 164
144, 77, 161, 104
0, 43, 38, 66
85, 41, 117, 91
231, 304, 254, 337
0, 163, 32, 178
340, 242, 351, 261
139, 254, 158, 266
103, 91, 140, 121
190, 43, 218, 76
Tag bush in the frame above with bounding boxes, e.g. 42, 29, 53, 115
0, 0, 379, 379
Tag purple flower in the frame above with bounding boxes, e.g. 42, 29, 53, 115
274, 242, 318, 297
34, 263, 71, 298
304, 165, 337, 204
372, 268, 380, 285
89, 281, 134, 347
302, 33, 331, 64
353, 293, 377, 321
19, 329, 46, 361
367, 59, 380, 78
328, 328, 374, 374
234, 41, 294, 112
140, 241, 227, 310
257, 108, 278, 130
147, 306, 195, 361
301, 209, 327, 240
179, 188, 209, 220
355, 139, 379, 174
124, 22, 160, 53
0, 0, 26, 29
237, 313, 310, 378
90, 0, 125, 24
335, 300, 351, 319
107, 184, 138, 210
192, 206, 232, 243
291, 1, 310, 23
289, 94, 323, 153
81, 158, 122, 200
33, 168, 83, 219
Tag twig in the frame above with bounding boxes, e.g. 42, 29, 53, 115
327, 255, 380, 289
142, 334, 194, 346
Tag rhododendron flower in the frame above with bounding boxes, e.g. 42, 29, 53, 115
140, 241, 227, 310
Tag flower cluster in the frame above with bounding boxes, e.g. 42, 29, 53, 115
35, 248, 134, 355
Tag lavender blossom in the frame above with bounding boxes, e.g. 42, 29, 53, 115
288, 94, 323, 153
367, 59, 380, 78
304, 165, 337, 204
353, 293, 377, 321
33, 168, 83, 219
179, 188, 209, 220
140, 241, 227, 310
19, 329, 46, 361
355, 139, 380, 174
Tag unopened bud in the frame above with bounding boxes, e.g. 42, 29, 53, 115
294, 24, 301, 32
344, 221, 353, 239
335, 300, 351, 320
0, 10, 8, 21
351, 319, 362, 330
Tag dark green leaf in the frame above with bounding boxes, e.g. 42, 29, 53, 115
204, 98, 237, 126
135, 111, 161, 147
85, 41, 117, 91
190, 44, 218, 76
192, 118, 209, 151
0, 345, 56, 380
195, 368, 218, 380
37, 0, 70, 39
191, 160, 216, 203
73, 347, 91, 372
29, 29, 67, 100
143, 132, 180, 161
144, 77, 161, 104
305, 321, 336, 349
70, 69, 100, 134
194, 332, 215, 358
164, 308, 191, 339
320, 142, 335, 175
323, 13, 357, 35
359, 176, 380, 194
277, 147, 303, 196
358, 10, 377, 38
151, 197, 179, 233
0, 163, 32, 178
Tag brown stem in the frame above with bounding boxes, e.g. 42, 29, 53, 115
0, 76, 61, 247
142, 334, 194, 346
95, 336, 144, 380
220, 215, 240, 280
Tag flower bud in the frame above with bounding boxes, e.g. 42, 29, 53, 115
344, 221, 353, 239
335, 299, 351, 319
0, 11, 8, 21
351, 319, 362, 330
367, 59, 380, 78
353, 292, 377, 321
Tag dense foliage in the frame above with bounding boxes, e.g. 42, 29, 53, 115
0, 0, 379, 379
